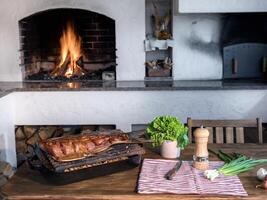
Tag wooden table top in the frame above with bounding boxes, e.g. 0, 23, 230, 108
1, 144, 267, 200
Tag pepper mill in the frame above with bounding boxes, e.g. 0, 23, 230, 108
193, 126, 209, 170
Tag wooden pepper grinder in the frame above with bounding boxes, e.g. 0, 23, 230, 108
193, 126, 209, 170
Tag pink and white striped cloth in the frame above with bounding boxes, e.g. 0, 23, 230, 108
138, 159, 248, 196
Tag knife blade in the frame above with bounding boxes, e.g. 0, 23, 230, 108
165, 160, 183, 180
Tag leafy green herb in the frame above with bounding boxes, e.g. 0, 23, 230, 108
146, 116, 189, 149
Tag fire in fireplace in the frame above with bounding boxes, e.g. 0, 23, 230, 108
50, 21, 85, 78
19, 9, 116, 81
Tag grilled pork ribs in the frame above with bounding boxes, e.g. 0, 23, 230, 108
39, 133, 130, 162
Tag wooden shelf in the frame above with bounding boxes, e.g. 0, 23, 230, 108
144, 38, 174, 52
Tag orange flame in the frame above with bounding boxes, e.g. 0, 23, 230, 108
51, 22, 85, 78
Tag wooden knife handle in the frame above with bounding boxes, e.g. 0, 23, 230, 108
165, 161, 182, 180
165, 168, 177, 180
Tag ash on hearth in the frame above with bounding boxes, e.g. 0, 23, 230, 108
25, 65, 115, 81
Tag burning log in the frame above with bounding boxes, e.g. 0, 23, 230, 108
50, 54, 86, 78
50, 53, 70, 77
73, 64, 87, 77
50, 22, 87, 78
73, 56, 87, 77
76, 56, 83, 67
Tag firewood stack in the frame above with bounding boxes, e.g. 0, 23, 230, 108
0, 161, 15, 187
15, 126, 61, 166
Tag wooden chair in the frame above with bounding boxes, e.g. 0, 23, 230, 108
187, 118, 263, 144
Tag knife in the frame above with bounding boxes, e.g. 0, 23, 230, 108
165, 160, 183, 180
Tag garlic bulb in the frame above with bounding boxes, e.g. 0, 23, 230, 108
204, 169, 220, 181
257, 168, 267, 181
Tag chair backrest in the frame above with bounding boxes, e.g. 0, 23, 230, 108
187, 118, 263, 144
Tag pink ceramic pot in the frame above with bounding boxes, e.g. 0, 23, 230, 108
160, 140, 181, 159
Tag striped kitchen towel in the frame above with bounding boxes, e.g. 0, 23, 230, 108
138, 159, 248, 196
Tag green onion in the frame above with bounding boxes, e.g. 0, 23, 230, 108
208, 149, 247, 163
204, 156, 267, 181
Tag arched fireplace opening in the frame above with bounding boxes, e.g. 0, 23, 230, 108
19, 9, 116, 81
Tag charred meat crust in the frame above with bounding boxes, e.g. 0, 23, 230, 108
39, 134, 130, 162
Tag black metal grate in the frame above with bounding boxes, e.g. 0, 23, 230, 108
35, 143, 145, 173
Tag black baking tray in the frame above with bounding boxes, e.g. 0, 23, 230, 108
28, 155, 142, 185
28, 143, 145, 185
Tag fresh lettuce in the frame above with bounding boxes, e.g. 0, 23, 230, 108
146, 116, 189, 149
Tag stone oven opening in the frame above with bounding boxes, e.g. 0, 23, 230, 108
222, 13, 267, 79
19, 9, 116, 81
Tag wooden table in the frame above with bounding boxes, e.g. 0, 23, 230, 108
1, 144, 267, 200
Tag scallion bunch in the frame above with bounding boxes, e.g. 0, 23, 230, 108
204, 155, 267, 181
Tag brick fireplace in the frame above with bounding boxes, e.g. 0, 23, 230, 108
0, 0, 146, 167
0, 0, 145, 81
20, 9, 116, 81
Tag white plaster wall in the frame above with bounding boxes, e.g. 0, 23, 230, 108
1, 90, 267, 166
0, 0, 145, 81
173, 14, 223, 80
175, 0, 267, 13
0, 94, 15, 165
